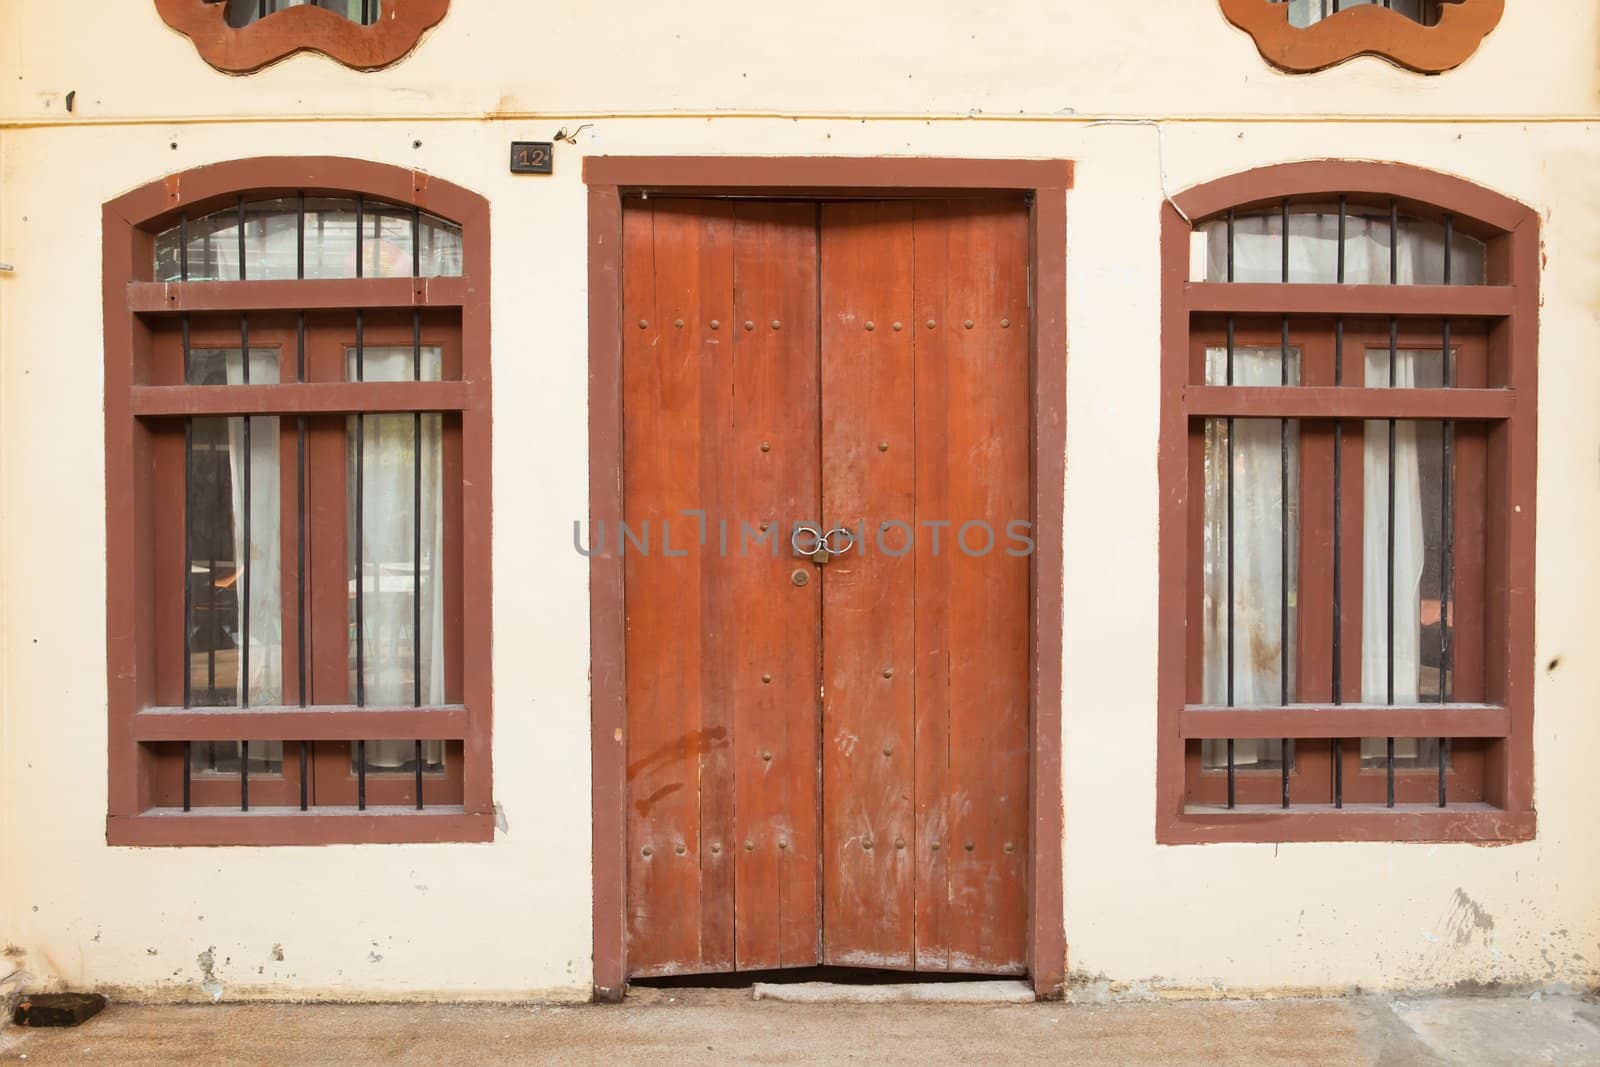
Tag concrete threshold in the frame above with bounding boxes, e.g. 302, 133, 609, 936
751, 979, 1035, 1004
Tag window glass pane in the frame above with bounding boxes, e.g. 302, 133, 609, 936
344, 342, 445, 710
361, 204, 415, 278
224, 0, 382, 27
187, 347, 281, 386
154, 198, 463, 281
1200, 411, 1301, 772
1204, 343, 1300, 388
350, 740, 446, 776
1363, 344, 1448, 391
241, 198, 301, 281
418, 215, 464, 278
1203, 208, 1486, 285
302, 198, 361, 279
1200, 347, 1300, 772
162, 208, 243, 283
1361, 399, 1453, 768
1287, 0, 1436, 28
346, 343, 443, 383
187, 414, 284, 708
195, 741, 285, 776
1203, 404, 1299, 697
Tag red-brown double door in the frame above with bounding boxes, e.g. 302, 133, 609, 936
622, 198, 1031, 977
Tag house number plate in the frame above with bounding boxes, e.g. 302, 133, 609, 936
510, 142, 554, 175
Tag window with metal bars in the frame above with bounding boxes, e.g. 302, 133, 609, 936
104, 157, 492, 846
1158, 161, 1537, 845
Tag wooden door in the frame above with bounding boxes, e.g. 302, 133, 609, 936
623, 198, 1031, 978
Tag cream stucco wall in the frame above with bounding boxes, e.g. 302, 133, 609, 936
0, 1, 1596, 1001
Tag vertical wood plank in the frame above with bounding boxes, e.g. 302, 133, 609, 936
729, 202, 822, 969
915, 201, 1031, 973
820, 202, 918, 968
623, 200, 715, 974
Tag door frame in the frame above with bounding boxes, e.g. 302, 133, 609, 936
584, 156, 1071, 1001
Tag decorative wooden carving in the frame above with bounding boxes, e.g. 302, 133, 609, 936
1219, 0, 1504, 74
155, 0, 449, 74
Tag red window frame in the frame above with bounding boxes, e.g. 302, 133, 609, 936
1157, 161, 1538, 844
103, 157, 493, 846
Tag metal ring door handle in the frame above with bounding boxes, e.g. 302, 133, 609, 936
823, 527, 855, 556
791, 525, 825, 557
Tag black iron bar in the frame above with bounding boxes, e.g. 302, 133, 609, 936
1226, 209, 1237, 810
181, 214, 193, 811
356, 308, 367, 811
412, 208, 425, 809
297, 309, 309, 811
238, 196, 252, 742
355, 196, 365, 280
1280, 198, 1291, 809
297, 192, 306, 282
241, 740, 250, 811
1439, 215, 1456, 807
1387, 199, 1399, 808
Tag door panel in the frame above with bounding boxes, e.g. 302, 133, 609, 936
910, 201, 1032, 973
623, 197, 1030, 979
818, 200, 1031, 974
623, 199, 823, 975
818, 202, 920, 968
729, 203, 823, 970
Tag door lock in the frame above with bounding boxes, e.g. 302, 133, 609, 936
791, 525, 856, 566
791, 524, 830, 565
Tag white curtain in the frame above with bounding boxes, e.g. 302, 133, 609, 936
1202, 346, 1298, 768
1205, 210, 1483, 287
226, 350, 284, 708
1201, 210, 1458, 771
349, 346, 445, 771
1362, 349, 1426, 763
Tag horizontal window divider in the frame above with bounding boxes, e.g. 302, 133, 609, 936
1184, 385, 1514, 421
130, 381, 474, 417
1184, 282, 1514, 319
1164, 805, 1536, 846
107, 810, 496, 848
131, 705, 469, 742
127, 276, 470, 314
1180, 703, 1510, 740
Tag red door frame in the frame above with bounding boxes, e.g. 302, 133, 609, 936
584, 157, 1071, 1000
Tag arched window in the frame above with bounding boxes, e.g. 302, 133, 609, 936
104, 158, 492, 845
1219, 0, 1505, 74
154, 0, 449, 73
1158, 161, 1537, 844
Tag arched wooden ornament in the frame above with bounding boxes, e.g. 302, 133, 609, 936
1219, 0, 1504, 74
155, 0, 450, 74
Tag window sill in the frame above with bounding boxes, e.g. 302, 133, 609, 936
107, 808, 495, 847
1160, 804, 1535, 845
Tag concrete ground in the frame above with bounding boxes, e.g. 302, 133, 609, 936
1, 987, 1596, 1065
